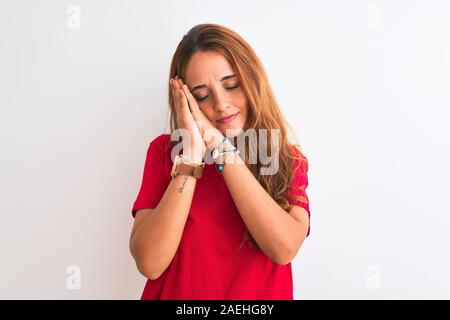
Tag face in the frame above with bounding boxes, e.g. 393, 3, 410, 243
184, 50, 249, 138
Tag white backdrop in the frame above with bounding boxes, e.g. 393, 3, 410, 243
1, 0, 449, 299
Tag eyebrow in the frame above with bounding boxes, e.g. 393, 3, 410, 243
190, 74, 237, 93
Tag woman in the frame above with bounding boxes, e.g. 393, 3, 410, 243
129, 23, 311, 300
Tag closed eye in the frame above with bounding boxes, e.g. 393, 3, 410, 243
195, 84, 239, 102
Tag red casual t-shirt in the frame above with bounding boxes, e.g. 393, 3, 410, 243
131, 133, 310, 300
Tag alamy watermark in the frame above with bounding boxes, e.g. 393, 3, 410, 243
170, 128, 281, 175
366, 4, 383, 31
66, 5, 81, 30
366, 265, 381, 290
66, 264, 81, 290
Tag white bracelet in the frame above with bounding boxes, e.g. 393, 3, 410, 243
180, 154, 203, 165
212, 146, 237, 160
213, 149, 240, 164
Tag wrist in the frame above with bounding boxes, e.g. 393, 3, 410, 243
221, 139, 234, 149
211, 135, 233, 150
223, 149, 241, 164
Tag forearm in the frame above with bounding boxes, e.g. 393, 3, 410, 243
220, 145, 301, 264
131, 174, 197, 278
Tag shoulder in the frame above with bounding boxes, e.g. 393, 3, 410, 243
148, 133, 171, 153
146, 133, 172, 162
150, 133, 171, 147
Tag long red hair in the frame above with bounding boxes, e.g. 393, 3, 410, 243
166, 23, 309, 251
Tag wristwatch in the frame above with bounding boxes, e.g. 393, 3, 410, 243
170, 155, 205, 179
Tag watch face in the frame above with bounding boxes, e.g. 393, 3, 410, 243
194, 166, 203, 178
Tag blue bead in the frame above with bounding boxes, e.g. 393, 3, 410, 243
219, 165, 223, 170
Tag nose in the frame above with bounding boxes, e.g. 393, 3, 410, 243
213, 90, 230, 113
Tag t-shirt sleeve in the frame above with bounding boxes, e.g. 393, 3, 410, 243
287, 149, 311, 237
131, 134, 171, 218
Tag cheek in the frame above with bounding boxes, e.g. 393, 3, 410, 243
237, 100, 249, 120
235, 91, 248, 110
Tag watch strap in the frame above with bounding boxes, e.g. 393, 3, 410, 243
171, 155, 205, 179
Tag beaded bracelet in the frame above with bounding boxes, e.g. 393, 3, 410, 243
212, 136, 236, 160
215, 149, 240, 174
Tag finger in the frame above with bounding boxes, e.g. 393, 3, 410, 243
174, 77, 187, 108
177, 78, 194, 111
169, 79, 179, 112
179, 81, 210, 128
177, 78, 193, 111
173, 76, 181, 91
181, 83, 202, 115
177, 84, 192, 117
176, 77, 184, 94
178, 86, 187, 108
180, 87, 207, 133
171, 79, 188, 118
176, 79, 193, 113
177, 78, 207, 131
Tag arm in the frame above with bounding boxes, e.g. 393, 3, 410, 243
173, 78, 309, 264
219, 141, 309, 265
129, 173, 197, 280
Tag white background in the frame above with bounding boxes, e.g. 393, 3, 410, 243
1, 0, 449, 299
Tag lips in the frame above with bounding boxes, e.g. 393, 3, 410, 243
217, 112, 239, 123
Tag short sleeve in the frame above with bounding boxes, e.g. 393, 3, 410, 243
131, 134, 171, 218
287, 149, 311, 237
